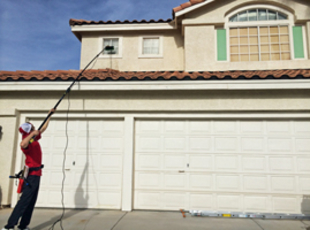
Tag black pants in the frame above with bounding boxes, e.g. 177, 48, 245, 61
5, 175, 40, 229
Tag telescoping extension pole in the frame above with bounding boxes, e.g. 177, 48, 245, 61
30, 46, 114, 142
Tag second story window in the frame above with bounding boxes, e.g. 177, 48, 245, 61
139, 36, 163, 58
103, 38, 119, 55
229, 25, 290, 62
143, 38, 160, 55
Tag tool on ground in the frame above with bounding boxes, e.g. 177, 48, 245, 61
189, 210, 310, 220
180, 209, 186, 218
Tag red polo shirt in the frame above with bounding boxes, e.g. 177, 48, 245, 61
21, 132, 42, 176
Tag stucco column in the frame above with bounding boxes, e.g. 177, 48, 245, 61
184, 25, 215, 71
306, 22, 310, 60
121, 115, 134, 211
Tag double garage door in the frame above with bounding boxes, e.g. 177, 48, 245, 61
29, 118, 310, 213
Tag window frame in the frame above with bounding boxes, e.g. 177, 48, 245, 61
139, 35, 163, 59
99, 36, 123, 59
224, 4, 307, 62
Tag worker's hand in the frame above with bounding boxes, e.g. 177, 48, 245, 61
49, 108, 56, 114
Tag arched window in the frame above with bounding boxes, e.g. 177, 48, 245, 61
217, 5, 306, 62
229, 9, 288, 22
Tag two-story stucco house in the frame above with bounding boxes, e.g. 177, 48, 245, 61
1, 0, 310, 215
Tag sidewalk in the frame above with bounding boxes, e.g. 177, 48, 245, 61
1, 208, 310, 230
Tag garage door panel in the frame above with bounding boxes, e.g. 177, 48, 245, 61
299, 177, 310, 192
163, 192, 187, 209
99, 173, 122, 188
268, 138, 292, 153
164, 121, 186, 132
189, 194, 213, 209
273, 197, 298, 213
217, 195, 241, 211
164, 137, 186, 151
189, 174, 213, 190
269, 157, 294, 172
241, 137, 265, 152
215, 137, 238, 152
189, 121, 211, 133
242, 156, 266, 171
244, 196, 269, 212
137, 120, 161, 132
75, 154, 98, 169
267, 121, 292, 135
136, 154, 161, 170
214, 121, 237, 134
271, 176, 296, 192
243, 176, 268, 191
164, 155, 186, 169
136, 172, 161, 188
135, 191, 161, 209
240, 121, 264, 134
99, 154, 122, 170
189, 137, 212, 152
100, 137, 123, 151
294, 121, 310, 134
215, 155, 239, 171
189, 155, 213, 170
164, 174, 186, 189
297, 158, 310, 172
296, 138, 310, 152
136, 136, 161, 151
216, 175, 240, 191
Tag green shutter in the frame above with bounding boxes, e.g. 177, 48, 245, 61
293, 26, 304, 59
217, 29, 227, 61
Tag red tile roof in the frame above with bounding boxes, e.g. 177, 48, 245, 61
173, 0, 207, 14
0, 69, 309, 81
69, 19, 172, 26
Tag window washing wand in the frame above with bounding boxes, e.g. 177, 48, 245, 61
29, 45, 114, 143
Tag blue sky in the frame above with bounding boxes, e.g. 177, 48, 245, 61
0, 0, 184, 71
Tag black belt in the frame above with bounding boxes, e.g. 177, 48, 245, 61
29, 164, 44, 172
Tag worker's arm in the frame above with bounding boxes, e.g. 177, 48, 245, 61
40, 108, 56, 134
20, 130, 40, 149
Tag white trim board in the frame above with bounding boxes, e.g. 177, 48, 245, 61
1, 79, 310, 91
71, 23, 175, 32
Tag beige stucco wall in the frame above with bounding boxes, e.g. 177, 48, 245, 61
185, 25, 215, 71
80, 30, 184, 71
0, 88, 310, 204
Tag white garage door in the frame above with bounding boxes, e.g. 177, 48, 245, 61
134, 119, 310, 214
29, 119, 124, 209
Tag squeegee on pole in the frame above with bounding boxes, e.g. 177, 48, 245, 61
30, 45, 114, 141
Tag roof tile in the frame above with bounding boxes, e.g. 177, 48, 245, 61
1, 69, 309, 81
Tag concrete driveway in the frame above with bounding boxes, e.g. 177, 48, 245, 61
1, 208, 310, 230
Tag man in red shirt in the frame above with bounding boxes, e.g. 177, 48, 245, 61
2, 109, 55, 230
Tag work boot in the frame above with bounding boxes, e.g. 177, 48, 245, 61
18, 228, 30, 230
2, 228, 14, 230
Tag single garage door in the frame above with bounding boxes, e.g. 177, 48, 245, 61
134, 119, 310, 214
28, 119, 124, 209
